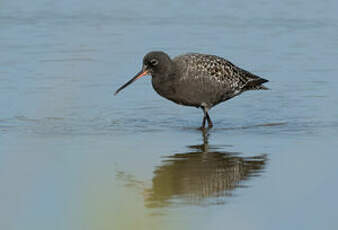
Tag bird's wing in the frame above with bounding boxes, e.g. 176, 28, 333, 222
174, 53, 267, 92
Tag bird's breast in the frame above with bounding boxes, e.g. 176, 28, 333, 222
152, 76, 201, 107
151, 76, 176, 99
151, 76, 205, 107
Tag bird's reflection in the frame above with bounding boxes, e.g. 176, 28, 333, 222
117, 130, 267, 208
144, 130, 267, 208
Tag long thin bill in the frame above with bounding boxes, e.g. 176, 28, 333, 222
114, 70, 148, 95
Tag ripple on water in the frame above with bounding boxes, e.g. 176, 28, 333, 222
1, 114, 337, 137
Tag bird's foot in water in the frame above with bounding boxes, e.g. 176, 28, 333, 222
199, 124, 213, 131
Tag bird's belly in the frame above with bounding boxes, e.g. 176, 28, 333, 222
153, 81, 226, 108
151, 80, 197, 107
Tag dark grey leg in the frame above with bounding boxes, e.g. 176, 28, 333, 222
201, 106, 213, 129
206, 112, 213, 128
202, 116, 206, 128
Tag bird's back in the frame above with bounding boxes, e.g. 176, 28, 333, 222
172, 53, 268, 107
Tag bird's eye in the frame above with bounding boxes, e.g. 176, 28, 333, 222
150, 59, 159, 66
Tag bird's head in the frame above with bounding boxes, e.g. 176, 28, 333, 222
114, 51, 172, 95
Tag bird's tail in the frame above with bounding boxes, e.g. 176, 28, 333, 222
244, 78, 269, 90
256, 85, 269, 90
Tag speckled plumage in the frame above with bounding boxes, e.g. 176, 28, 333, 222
115, 51, 268, 128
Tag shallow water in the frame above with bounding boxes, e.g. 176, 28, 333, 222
1, 0, 338, 229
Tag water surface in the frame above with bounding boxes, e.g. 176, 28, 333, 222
1, 0, 338, 229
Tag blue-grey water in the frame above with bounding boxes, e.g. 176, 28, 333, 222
1, 0, 338, 229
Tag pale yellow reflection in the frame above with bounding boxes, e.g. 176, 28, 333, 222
118, 131, 267, 209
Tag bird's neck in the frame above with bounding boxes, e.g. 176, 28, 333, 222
152, 61, 176, 81
151, 63, 178, 99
